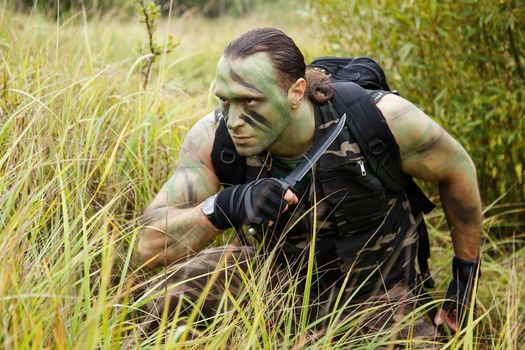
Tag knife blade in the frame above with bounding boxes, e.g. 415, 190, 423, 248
247, 113, 347, 235
280, 112, 346, 190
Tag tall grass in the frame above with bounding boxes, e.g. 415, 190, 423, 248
0, 1, 523, 349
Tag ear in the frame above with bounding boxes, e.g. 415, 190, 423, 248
288, 78, 307, 109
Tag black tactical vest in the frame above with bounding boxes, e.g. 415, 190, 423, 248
211, 103, 419, 294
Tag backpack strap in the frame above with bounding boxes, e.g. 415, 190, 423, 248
210, 109, 246, 186
330, 82, 436, 286
330, 81, 405, 192
368, 89, 391, 103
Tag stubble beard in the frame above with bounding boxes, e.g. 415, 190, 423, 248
234, 141, 268, 157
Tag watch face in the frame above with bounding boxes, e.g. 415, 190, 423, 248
202, 195, 216, 216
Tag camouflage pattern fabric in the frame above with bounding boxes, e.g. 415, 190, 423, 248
142, 245, 261, 331
142, 245, 443, 348
349, 283, 443, 349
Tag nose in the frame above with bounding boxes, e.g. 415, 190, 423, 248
225, 104, 245, 130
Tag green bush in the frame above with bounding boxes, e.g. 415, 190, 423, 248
313, 0, 524, 204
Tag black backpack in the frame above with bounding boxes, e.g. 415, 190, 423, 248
309, 56, 392, 91
309, 56, 435, 287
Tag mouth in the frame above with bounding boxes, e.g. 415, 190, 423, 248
231, 135, 253, 145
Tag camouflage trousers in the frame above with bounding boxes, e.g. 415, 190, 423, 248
142, 245, 442, 348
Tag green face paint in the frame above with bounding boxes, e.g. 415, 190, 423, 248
213, 53, 293, 157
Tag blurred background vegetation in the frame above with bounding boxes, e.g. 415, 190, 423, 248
0, 0, 523, 348
314, 0, 525, 214
8, 0, 523, 206
9, 0, 273, 17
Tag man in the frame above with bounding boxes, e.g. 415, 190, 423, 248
138, 28, 482, 342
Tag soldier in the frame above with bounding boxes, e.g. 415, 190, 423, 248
138, 28, 482, 343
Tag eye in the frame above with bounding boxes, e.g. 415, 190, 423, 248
245, 98, 258, 106
217, 96, 229, 105
218, 97, 230, 119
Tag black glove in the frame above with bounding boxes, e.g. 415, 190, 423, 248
442, 256, 481, 329
212, 178, 288, 230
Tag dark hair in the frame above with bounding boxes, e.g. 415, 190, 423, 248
223, 28, 333, 103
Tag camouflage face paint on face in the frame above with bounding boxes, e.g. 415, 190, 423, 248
243, 109, 273, 129
229, 69, 262, 95
213, 53, 293, 156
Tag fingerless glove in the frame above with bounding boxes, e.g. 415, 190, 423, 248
443, 256, 481, 328
212, 178, 288, 229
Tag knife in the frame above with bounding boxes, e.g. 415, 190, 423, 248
280, 112, 347, 190
247, 113, 347, 235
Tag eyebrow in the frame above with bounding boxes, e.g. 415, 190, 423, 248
229, 68, 263, 94
214, 92, 264, 101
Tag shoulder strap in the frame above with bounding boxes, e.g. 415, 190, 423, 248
368, 89, 391, 103
210, 110, 246, 186
330, 81, 405, 192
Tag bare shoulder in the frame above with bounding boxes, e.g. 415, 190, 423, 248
179, 111, 219, 168
376, 93, 470, 181
376, 93, 445, 159
375, 92, 413, 116
146, 111, 221, 211
375, 93, 432, 135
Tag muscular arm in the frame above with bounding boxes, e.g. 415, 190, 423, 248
138, 112, 221, 268
378, 94, 481, 260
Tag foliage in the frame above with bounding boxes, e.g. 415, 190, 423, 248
0, 2, 523, 349
9, 0, 135, 18
136, 0, 178, 89
156, 0, 273, 18
8, 0, 275, 18
313, 0, 525, 204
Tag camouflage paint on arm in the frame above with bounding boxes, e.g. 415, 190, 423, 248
138, 112, 222, 267
148, 112, 219, 209
378, 94, 482, 260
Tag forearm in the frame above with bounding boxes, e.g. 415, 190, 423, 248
438, 162, 482, 260
138, 204, 220, 268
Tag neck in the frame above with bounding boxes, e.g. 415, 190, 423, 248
268, 99, 315, 159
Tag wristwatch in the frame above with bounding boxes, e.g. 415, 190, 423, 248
201, 194, 220, 229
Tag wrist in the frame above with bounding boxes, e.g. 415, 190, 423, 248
452, 255, 481, 281
201, 194, 222, 230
